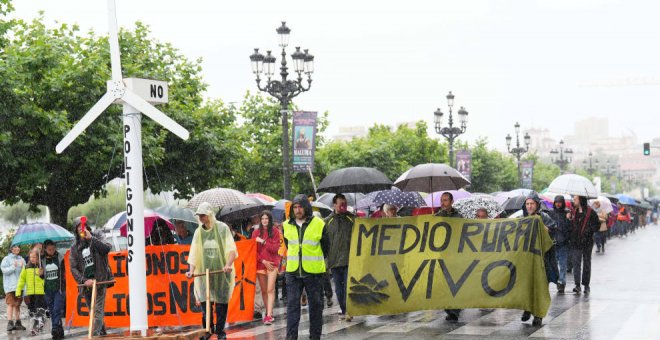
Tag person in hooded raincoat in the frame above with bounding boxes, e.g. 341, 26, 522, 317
568, 195, 599, 295
548, 195, 571, 293
185, 202, 237, 340
521, 192, 557, 326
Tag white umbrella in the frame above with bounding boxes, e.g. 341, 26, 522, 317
590, 195, 613, 214
547, 174, 598, 198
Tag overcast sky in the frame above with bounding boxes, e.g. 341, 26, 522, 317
11, 0, 660, 151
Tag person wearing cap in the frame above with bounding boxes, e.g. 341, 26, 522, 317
549, 195, 571, 293
69, 216, 113, 336
2, 244, 27, 332
39, 239, 66, 339
283, 194, 330, 340
185, 202, 237, 340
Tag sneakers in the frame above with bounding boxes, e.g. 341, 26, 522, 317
521, 311, 531, 322
573, 285, 582, 294
263, 315, 274, 325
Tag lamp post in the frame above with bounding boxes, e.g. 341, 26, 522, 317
549, 139, 573, 174
601, 159, 615, 180
583, 152, 599, 176
433, 91, 469, 167
506, 122, 531, 187
250, 22, 314, 200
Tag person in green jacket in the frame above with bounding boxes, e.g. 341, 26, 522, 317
16, 249, 46, 336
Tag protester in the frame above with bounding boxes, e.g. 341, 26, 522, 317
593, 201, 609, 253
324, 193, 355, 321
283, 194, 329, 340
615, 203, 631, 237
382, 204, 399, 217
549, 195, 571, 293
69, 216, 113, 336
40, 240, 65, 340
569, 195, 600, 295
252, 210, 282, 326
174, 220, 193, 245
148, 219, 176, 246
2, 245, 27, 332
185, 202, 237, 340
475, 207, 489, 219
16, 250, 46, 335
521, 192, 557, 326
434, 191, 463, 321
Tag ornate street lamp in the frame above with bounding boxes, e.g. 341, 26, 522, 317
250, 22, 314, 200
433, 91, 469, 167
583, 152, 599, 176
549, 140, 573, 174
506, 122, 531, 187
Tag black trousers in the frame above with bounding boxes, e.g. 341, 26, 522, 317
571, 244, 593, 287
201, 302, 228, 336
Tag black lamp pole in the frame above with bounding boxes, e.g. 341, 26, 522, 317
550, 139, 573, 174
583, 152, 598, 176
250, 22, 315, 200
506, 122, 531, 187
433, 91, 469, 167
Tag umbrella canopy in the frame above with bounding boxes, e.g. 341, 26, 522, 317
11, 223, 74, 246
615, 194, 637, 205
317, 192, 366, 208
153, 205, 196, 223
357, 189, 426, 209
393, 163, 470, 192
508, 188, 534, 197
317, 167, 392, 194
602, 193, 619, 204
453, 195, 503, 218
590, 196, 613, 214
118, 211, 174, 237
217, 198, 273, 223
425, 190, 471, 207
501, 195, 528, 211
547, 174, 598, 198
639, 201, 654, 210
186, 188, 255, 210
246, 193, 277, 203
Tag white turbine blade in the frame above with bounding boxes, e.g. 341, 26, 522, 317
122, 90, 190, 140
107, 0, 122, 81
56, 92, 116, 154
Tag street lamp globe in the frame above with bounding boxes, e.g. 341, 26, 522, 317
264, 50, 276, 79
434, 108, 443, 131
276, 21, 291, 48
505, 134, 512, 150
291, 46, 305, 73
250, 48, 265, 75
514, 122, 520, 135
524, 132, 531, 149
458, 106, 468, 130
446, 91, 455, 108
303, 49, 315, 74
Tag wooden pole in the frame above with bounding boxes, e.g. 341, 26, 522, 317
205, 269, 211, 333
88, 279, 97, 339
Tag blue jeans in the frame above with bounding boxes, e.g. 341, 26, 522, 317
331, 266, 348, 314
555, 244, 569, 285
286, 273, 323, 340
45, 290, 64, 329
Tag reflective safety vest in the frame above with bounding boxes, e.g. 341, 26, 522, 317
283, 217, 326, 274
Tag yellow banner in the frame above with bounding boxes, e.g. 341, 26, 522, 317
346, 215, 553, 317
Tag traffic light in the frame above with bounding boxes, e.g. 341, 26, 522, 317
643, 142, 651, 156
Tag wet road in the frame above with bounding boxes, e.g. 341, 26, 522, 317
4, 224, 660, 339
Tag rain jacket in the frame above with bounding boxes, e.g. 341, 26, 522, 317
570, 198, 600, 248
522, 192, 559, 284
40, 251, 66, 293
324, 211, 355, 269
69, 217, 114, 285
283, 194, 330, 277
1, 253, 26, 293
188, 202, 236, 304
16, 261, 45, 297
549, 196, 571, 246
521, 192, 557, 231
435, 207, 463, 218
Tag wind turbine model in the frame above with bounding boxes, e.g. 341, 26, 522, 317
56, 0, 189, 335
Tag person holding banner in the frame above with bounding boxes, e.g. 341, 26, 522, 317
186, 202, 237, 340
252, 211, 282, 325
69, 216, 113, 336
283, 194, 330, 340
324, 193, 355, 321
434, 192, 464, 321
568, 195, 599, 295
521, 192, 557, 326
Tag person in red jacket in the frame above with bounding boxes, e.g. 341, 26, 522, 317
616, 204, 631, 237
252, 211, 282, 325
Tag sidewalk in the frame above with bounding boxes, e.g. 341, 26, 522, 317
0, 298, 88, 339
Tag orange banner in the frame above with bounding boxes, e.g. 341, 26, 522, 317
65, 240, 257, 327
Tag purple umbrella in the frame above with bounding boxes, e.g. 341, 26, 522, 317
425, 190, 471, 207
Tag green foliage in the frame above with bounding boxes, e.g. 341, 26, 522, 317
0, 201, 46, 225
468, 138, 518, 193
523, 153, 561, 192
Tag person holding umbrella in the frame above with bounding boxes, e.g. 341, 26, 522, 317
569, 195, 600, 295
2, 245, 27, 333
69, 216, 113, 336
39, 240, 66, 340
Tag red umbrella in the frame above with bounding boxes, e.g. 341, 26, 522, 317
119, 211, 174, 237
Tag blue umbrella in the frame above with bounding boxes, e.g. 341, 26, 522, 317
616, 194, 637, 205
11, 222, 74, 246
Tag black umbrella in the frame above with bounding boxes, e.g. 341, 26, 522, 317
501, 195, 528, 211
317, 192, 366, 208
216, 198, 273, 223
317, 167, 392, 194
393, 163, 470, 192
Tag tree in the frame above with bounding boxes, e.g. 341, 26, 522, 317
0, 16, 242, 228
0, 201, 46, 225
523, 153, 561, 192
468, 138, 518, 193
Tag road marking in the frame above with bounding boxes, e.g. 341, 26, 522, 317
530, 300, 608, 338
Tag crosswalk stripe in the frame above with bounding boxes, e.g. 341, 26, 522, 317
228, 305, 341, 338
448, 309, 521, 336
529, 300, 608, 338
368, 314, 428, 333
612, 304, 660, 340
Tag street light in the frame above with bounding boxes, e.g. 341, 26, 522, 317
601, 159, 615, 180
506, 122, 531, 187
250, 22, 314, 200
433, 91, 469, 167
583, 152, 599, 176
549, 140, 573, 174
